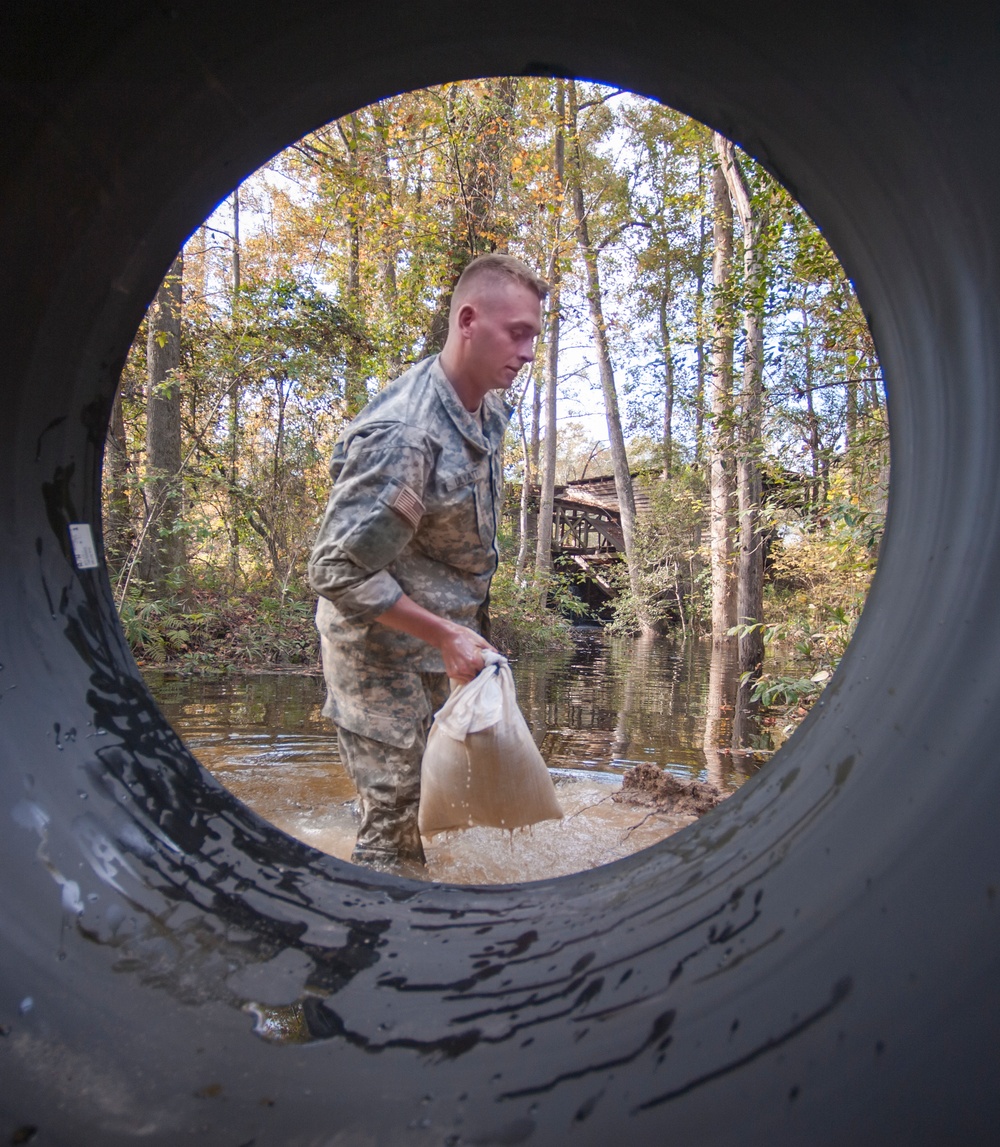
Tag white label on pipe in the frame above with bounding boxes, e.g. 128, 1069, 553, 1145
68, 523, 99, 569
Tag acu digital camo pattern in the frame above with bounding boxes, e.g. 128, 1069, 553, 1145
335, 671, 449, 869
309, 354, 511, 749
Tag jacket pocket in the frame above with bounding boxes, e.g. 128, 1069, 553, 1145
423, 462, 493, 574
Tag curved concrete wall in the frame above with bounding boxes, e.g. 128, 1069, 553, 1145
1, 3, 998, 1143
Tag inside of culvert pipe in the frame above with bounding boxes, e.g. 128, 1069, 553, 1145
2, 3, 999, 1144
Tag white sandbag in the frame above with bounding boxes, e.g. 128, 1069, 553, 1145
419, 651, 563, 837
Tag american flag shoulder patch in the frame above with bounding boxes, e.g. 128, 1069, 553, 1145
387, 482, 425, 530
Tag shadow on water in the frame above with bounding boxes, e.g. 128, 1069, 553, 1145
146, 628, 767, 884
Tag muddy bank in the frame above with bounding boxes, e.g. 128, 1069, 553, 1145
613, 762, 726, 816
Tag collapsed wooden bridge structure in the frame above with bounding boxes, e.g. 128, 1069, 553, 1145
529, 467, 816, 617
528, 474, 654, 612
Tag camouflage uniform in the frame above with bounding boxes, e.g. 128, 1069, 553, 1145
308, 355, 509, 870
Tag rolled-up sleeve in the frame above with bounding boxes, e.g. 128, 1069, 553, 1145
308, 424, 432, 624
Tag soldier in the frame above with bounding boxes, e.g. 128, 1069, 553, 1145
308, 254, 547, 874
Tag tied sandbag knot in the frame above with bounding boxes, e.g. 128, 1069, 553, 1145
433, 649, 507, 741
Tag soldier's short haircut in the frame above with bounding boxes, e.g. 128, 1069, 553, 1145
452, 253, 549, 309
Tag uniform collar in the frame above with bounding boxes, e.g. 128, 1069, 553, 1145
429, 355, 512, 453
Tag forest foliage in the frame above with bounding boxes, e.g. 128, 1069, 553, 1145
105, 78, 888, 697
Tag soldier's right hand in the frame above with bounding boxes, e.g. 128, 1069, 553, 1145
440, 624, 495, 684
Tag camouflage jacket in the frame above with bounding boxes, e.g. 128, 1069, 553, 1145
309, 355, 511, 681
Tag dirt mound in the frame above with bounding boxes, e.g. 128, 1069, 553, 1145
613, 763, 725, 816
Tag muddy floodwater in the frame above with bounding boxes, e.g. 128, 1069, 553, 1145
146, 629, 766, 884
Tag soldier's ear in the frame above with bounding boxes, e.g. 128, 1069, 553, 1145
455, 300, 478, 338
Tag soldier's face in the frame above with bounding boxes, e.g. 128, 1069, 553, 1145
463, 282, 542, 396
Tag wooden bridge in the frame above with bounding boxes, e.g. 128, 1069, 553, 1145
527, 474, 654, 608
528, 465, 809, 614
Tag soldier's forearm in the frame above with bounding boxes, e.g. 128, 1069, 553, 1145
375, 594, 459, 647
375, 594, 493, 683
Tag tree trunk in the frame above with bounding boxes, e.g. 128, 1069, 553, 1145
694, 159, 709, 468
534, 275, 560, 603
232, 189, 240, 293
708, 138, 737, 642
423, 79, 519, 355
339, 114, 368, 417
568, 80, 652, 634
534, 78, 565, 605
527, 366, 541, 562
718, 135, 769, 726
514, 403, 533, 582
845, 361, 859, 494
530, 370, 541, 477
372, 111, 402, 376
228, 189, 241, 582
465, 76, 517, 253
371, 112, 398, 300
801, 299, 823, 513
104, 388, 132, 566
139, 254, 184, 595
659, 276, 675, 478
186, 225, 208, 454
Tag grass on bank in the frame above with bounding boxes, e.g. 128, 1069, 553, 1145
118, 564, 578, 673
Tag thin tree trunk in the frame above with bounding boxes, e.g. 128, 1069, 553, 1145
534, 275, 560, 603
186, 225, 208, 454
232, 189, 240, 293
567, 80, 652, 634
371, 114, 399, 378
845, 364, 858, 451
227, 379, 240, 582
484, 76, 517, 253
659, 277, 675, 478
708, 138, 737, 642
514, 406, 531, 581
845, 360, 859, 495
534, 79, 565, 605
140, 254, 184, 595
372, 110, 398, 309
865, 370, 881, 415
471, 76, 517, 252
527, 366, 541, 562
801, 299, 822, 512
188, 223, 208, 301
339, 115, 368, 417
227, 188, 242, 582
104, 388, 132, 566
694, 160, 709, 468
718, 136, 769, 735
690, 156, 710, 566
530, 371, 541, 477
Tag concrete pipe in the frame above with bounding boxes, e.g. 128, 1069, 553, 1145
1, 2, 998, 1143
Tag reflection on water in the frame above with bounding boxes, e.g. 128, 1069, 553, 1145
146, 628, 765, 884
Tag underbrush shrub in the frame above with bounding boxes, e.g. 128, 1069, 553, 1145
750, 477, 882, 740
118, 580, 320, 671
489, 564, 578, 655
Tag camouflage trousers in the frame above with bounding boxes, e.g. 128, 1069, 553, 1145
334, 671, 449, 873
